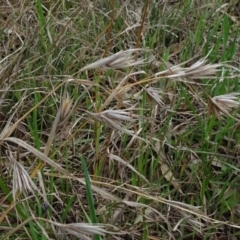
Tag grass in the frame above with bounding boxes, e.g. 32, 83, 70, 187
0, 0, 240, 239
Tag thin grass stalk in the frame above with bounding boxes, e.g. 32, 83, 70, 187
103, 0, 115, 57
135, 0, 149, 49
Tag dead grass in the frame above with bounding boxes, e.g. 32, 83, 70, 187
1, 0, 240, 240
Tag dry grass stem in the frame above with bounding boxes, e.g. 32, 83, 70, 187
108, 153, 150, 184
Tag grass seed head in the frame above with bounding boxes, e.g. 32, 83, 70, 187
145, 87, 164, 105
88, 108, 141, 136
155, 58, 222, 80
7, 151, 37, 200
185, 59, 222, 79
59, 92, 73, 122
60, 223, 106, 239
79, 49, 148, 71
208, 93, 240, 119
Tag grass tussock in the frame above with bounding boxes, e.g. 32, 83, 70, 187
1, 0, 240, 239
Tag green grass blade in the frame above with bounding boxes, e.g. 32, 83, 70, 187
80, 155, 101, 240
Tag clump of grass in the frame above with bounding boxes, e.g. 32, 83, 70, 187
0, 1, 240, 240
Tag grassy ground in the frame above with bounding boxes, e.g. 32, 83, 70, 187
1, 0, 240, 239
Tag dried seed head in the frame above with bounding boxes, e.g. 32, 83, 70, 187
7, 151, 37, 200
60, 223, 107, 239
87, 108, 140, 137
145, 87, 164, 105
51, 221, 125, 240
79, 49, 148, 71
185, 59, 222, 79
155, 58, 222, 80
59, 92, 73, 122
208, 93, 240, 119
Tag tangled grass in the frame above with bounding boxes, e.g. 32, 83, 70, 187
1, 0, 240, 239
